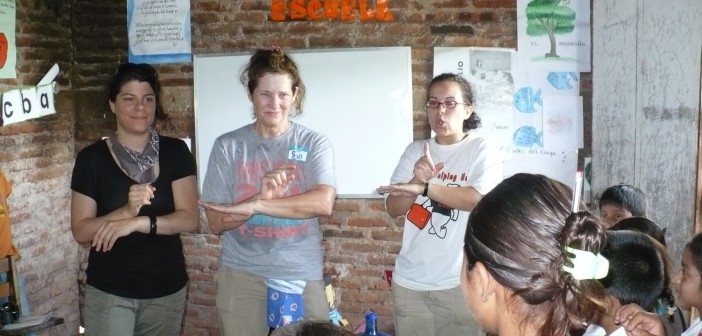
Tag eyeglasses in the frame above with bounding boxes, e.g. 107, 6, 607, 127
426, 100, 469, 109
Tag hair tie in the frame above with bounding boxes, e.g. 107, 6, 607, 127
271, 45, 281, 52
562, 246, 609, 280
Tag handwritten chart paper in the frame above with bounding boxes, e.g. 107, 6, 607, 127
127, 0, 191, 64
0, 0, 16, 78
503, 148, 579, 191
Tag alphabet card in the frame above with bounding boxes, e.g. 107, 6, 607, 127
1, 82, 56, 126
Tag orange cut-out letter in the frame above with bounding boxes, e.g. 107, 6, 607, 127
376, 0, 393, 21
308, 0, 323, 20
340, 0, 356, 21
290, 0, 307, 19
324, 0, 339, 18
271, 0, 287, 21
358, 0, 375, 21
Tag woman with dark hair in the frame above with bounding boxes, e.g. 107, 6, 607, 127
377, 73, 503, 336
462, 173, 609, 336
70, 63, 199, 335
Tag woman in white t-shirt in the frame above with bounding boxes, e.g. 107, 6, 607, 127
377, 73, 503, 336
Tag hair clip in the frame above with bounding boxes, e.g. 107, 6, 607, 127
562, 246, 609, 280
271, 45, 281, 52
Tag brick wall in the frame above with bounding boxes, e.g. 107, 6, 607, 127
185, 1, 591, 334
5, 0, 594, 335
0, 1, 79, 335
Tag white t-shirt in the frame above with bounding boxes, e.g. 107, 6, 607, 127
583, 324, 605, 336
683, 317, 702, 336
389, 134, 503, 290
583, 324, 628, 336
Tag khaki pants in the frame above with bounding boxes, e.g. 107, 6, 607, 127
83, 285, 186, 336
392, 281, 484, 336
216, 266, 329, 336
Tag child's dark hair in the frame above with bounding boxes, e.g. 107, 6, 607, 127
464, 173, 608, 336
598, 184, 647, 216
240, 47, 306, 118
428, 73, 481, 131
609, 216, 667, 246
598, 231, 674, 312
686, 233, 702, 283
107, 63, 167, 119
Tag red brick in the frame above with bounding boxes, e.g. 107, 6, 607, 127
347, 217, 391, 228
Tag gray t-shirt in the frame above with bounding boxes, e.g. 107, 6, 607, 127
202, 122, 336, 280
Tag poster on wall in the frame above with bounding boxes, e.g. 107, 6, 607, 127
511, 71, 583, 150
517, 0, 591, 72
127, 0, 192, 64
0, 0, 16, 79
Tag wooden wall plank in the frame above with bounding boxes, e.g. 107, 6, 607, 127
592, 0, 639, 190
593, 0, 702, 263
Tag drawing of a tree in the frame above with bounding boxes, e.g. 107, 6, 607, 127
526, 0, 576, 58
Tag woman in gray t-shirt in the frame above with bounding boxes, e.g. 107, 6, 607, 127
200, 47, 336, 336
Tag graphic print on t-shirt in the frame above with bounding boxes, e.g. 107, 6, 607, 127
232, 159, 310, 240
406, 183, 460, 239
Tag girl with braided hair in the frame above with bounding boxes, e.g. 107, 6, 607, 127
461, 173, 609, 336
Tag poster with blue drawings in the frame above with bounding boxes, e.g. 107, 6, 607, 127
512, 71, 582, 150
517, 0, 591, 72
433, 47, 516, 160
509, 70, 581, 185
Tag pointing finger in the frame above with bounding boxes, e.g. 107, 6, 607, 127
423, 142, 435, 169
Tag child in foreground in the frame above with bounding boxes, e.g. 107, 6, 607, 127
616, 232, 702, 336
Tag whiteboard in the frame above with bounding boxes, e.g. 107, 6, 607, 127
193, 47, 413, 197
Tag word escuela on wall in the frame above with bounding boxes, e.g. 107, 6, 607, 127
271, 0, 394, 21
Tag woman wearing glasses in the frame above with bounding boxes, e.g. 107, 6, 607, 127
70, 63, 199, 335
377, 73, 503, 336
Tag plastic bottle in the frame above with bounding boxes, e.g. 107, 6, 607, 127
362, 311, 391, 336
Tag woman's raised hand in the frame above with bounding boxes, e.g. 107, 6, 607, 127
413, 143, 444, 183
258, 163, 296, 200
127, 183, 155, 216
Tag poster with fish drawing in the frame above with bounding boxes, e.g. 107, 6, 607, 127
512, 72, 544, 149
517, 0, 591, 72
542, 72, 579, 95
433, 47, 516, 160
511, 71, 581, 149
542, 95, 583, 149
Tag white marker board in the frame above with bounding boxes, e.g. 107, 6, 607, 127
194, 47, 413, 197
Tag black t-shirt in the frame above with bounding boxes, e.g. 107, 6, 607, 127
71, 136, 196, 299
